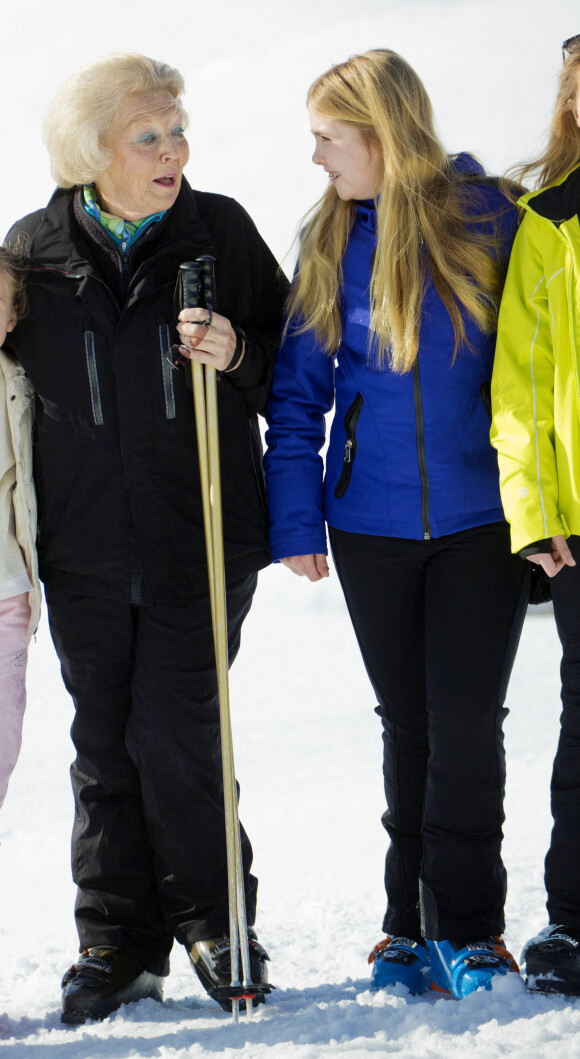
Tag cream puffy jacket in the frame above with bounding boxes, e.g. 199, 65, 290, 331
491, 165, 580, 553
0, 349, 40, 635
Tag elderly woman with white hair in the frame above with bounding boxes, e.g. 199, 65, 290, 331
6, 52, 287, 1023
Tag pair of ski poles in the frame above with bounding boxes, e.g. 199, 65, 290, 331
177, 259, 261, 1023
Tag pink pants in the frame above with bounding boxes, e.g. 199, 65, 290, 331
0, 592, 31, 811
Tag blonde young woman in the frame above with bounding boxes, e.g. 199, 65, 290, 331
491, 34, 580, 996
265, 50, 530, 999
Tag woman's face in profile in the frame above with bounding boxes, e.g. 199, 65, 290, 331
96, 90, 190, 220
572, 68, 580, 129
308, 106, 383, 202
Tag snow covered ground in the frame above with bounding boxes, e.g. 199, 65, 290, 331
0, 576, 578, 1058
1, 0, 580, 1053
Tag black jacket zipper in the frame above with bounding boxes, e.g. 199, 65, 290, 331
412, 361, 431, 540
334, 392, 364, 499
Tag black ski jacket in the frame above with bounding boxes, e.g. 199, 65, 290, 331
7, 180, 288, 604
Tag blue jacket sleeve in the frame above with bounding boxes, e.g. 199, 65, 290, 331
264, 326, 335, 560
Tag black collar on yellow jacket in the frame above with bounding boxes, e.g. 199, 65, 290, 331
526, 164, 580, 226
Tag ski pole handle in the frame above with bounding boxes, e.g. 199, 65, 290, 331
170, 262, 205, 369
197, 254, 216, 324
170, 258, 217, 369
178, 260, 204, 310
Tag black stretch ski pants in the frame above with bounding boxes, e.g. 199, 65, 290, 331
543, 535, 580, 927
329, 523, 530, 941
45, 575, 258, 977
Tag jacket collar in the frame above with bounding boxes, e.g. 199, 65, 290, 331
26, 177, 214, 276
521, 164, 580, 226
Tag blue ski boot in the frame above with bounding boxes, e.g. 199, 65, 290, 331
368, 936, 431, 994
426, 937, 520, 998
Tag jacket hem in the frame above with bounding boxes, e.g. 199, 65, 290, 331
41, 548, 272, 605
324, 507, 507, 541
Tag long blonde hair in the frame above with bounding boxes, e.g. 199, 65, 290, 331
286, 50, 506, 373
512, 49, 580, 189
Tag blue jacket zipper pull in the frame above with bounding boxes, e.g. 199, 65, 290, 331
344, 439, 353, 463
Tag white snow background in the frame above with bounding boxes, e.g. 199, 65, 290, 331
1, 0, 580, 1055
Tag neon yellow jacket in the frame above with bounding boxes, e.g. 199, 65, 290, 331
490, 165, 580, 553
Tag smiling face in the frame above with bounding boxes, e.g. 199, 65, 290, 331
95, 91, 190, 220
0, 271, 16, 346
308, 106, 383, 201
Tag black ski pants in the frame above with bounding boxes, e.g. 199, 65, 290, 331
544, 535, 580, 927
329, 523, 529, 941
45, 575, 258, 977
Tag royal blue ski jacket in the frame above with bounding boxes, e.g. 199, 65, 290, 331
264, 156, 518, 560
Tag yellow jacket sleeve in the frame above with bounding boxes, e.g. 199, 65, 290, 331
490, 213, 565, 552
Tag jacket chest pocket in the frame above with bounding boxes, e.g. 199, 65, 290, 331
84, 331, 104, 427
334, 392, 364, 499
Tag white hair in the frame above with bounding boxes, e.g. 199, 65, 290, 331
43, 52, 187, 188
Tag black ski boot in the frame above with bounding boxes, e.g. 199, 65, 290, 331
61, 946, 164, 1024
522, 925, 580, 995
188, 928, 272, 1011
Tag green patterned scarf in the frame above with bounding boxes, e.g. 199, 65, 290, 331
83, 186, 165, 251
